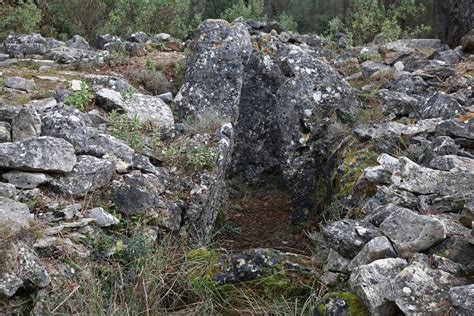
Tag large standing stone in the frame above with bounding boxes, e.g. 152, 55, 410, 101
11, 107, 42, 142
233, 33, 359, 223
0, 197, 33, 233
349, 258, 407, 315
50, 155, 115, 198
322, 220, 381, 258
175, 19, 252, 121
0, 137, 76, 173
380, 207, 446, 257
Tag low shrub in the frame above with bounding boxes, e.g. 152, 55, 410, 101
66, 81, 92, 112
127, 67, 171, 96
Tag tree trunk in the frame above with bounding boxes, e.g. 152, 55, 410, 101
438, 0, 474, 47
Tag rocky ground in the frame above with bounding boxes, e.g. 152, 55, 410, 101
0, 21, 473, 315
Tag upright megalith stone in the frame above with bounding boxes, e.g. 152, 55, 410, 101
174, 19, 252, 121
232, 34, 360, 223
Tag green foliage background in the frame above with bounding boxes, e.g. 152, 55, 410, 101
1, 0, 439, 45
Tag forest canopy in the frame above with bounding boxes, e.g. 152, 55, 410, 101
0, 0, 460, 46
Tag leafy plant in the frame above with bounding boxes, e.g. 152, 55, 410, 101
185, 145, 216, 170
0, 0, 42, 40
108, 110, 145, 151
326, 16, 345, 40
66, 81, 92, 112
221, 0, 266, 22
120, 86, 135, 104
145, 59, 158, 72
279, 12, 297, 32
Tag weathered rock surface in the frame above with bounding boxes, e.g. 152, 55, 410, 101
2, 170, 51, 189
379, 207, 446, 257
109, 171, 165, 215
420, 92, 466, 119
11, 107, 42, 142
40, 105, 89, 151
322, 220, 381, 258
0, 243, 51, 297
348, 236, 397, 272
50, 155, 115, 197
85, 207, 119, 227
4, 76, 36, 92
449, 284, 474, 315
175, 19, 252, 120
349, 258, 407, 315
0, 197, 33, 233
0, 121, 11, 142
387, 261, 463, 315
0, 136, 76, 173
95, 89, 174, 126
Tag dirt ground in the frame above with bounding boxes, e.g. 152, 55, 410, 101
217, 183, 319, 256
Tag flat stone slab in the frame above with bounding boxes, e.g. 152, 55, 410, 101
0, 136, 76, 173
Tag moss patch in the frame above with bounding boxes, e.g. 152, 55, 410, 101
333, 142, 379, 200
317, 292, 369, 316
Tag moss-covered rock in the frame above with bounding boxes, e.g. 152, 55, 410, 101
316, 292, 369, 316
185, 248, 319, 303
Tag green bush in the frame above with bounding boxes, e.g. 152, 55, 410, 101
66, 81, 92, 112
101, 0, 195, 40
221, 0, 266, 22
108, 110, 146, 151
279, 12, 298, 32
351, 0, 385, 45
348, 0, 432, 45
0, 0, 42, 40
326, 16, 345, 40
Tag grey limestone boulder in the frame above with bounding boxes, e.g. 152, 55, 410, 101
175, 19, 252, 121
322, 220, 381, 258
0, 136, 76, 173
4, 76, 36, 92
0, 197, 33, 233
11, 107, 41, 142
379, 207, 446, 257
349, 258, 408, 315
49, 155, 115, 198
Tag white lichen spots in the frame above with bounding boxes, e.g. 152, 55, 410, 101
313, 91, 322, 103
403, 287, 412, 295
304, 109, 312, 117
236, 258, 246, 268
263, 55, 272, 68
